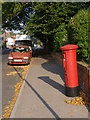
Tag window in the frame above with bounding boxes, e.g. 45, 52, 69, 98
13, 47, 28, 52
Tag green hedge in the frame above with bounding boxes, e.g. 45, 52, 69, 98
67, 9, 89, 62
88, 7, 90, 64
53, 23, 68, 52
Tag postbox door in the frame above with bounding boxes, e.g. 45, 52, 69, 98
63, 53, 68, 86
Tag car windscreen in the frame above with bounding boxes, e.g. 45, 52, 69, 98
12, 47, 29, 52
15, 40, 32, 46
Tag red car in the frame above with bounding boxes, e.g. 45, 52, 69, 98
8, 46, 31, 65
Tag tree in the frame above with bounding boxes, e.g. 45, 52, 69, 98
2, 2, 89, 31
2, 2, 32, 30
24, 2, 89, 49
2, 2, 89, 50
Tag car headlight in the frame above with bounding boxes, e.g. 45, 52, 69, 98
8, 57, 13, 59
23, 57, 29, 59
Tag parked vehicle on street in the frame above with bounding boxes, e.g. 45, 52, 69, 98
15, 34, 32, 57
8, 46, 31, 65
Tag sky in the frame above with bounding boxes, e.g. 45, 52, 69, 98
12, 30, 21, 34
5, 29, 22, 34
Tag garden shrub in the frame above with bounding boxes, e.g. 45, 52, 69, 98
53, 23, 68, 52
67, 9, 89, 62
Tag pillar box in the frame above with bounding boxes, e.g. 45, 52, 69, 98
61, 44, 79, 97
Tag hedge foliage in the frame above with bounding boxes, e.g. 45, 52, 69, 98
67, 9, 88, 62
53, 23, 68, 52
54, 8, 89, 63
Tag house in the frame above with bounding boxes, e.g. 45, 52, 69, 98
0, 31, 16, 48
6, 35, 16, 49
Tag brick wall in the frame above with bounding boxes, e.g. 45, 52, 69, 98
51, 52, 90, 97
88, 67, 90, 98
77, 62, 89, 96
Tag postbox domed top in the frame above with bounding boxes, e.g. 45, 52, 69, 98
61, 44, 78, 51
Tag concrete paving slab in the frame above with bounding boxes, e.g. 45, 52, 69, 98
11, 55, 88, 119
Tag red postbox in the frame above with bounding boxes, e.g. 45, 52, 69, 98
61, 44, 79, 97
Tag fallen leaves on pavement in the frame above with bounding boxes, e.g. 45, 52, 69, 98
6, 66, 28, 76
65, 91, 90, 106
6, 71, 18, 76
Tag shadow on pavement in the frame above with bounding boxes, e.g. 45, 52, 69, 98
38, 76, 65, 95
32, 50, 90, 117
25, 80, 61, 120
13, 66, 23, 79
12, 65, 62, 119
32, 48, 65, 83
41, 55, 65, 83
2, 48, 11, 55
32, 47, 47, 57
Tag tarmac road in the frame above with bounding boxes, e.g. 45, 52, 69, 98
2, 48, 24, 115
1, 46, 45, 116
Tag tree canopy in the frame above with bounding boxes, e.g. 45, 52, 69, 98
2, 2, 32, 30
2, 2, 89, 62
25, 3, 88, 35
2, 2, 88, 32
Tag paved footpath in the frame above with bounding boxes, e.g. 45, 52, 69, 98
10, 55, 88, 119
